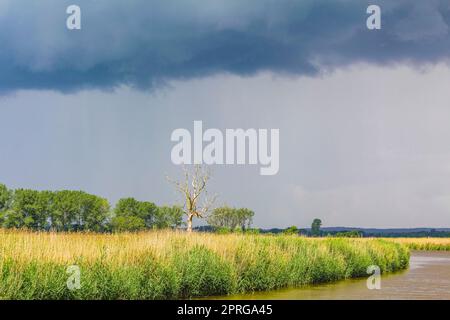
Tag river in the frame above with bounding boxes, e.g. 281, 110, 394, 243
216, 251, 450, 300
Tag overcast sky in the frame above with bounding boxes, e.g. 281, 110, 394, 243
1, 0, 450, 228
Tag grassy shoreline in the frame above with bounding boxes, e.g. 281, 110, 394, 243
0, 230, 409, 299
388, 238, 450, 251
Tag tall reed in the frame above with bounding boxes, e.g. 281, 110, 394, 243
0, 230, 409, 299
388, 238, 450, 251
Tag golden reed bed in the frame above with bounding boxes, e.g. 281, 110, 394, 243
388, 238, 450, 251
0, 229, 410, 299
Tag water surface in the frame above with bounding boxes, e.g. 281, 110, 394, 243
217, 251, 450, 300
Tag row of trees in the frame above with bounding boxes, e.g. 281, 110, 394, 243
111, 198, 183, 231
0, 186, 109, 231
281, 219, 322, 236
0, 184, 183, 232
0, 182, 255, 233
207, 206, 254, 230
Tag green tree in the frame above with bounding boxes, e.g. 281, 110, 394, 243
207, 206, 233, 229
334, 230, 363, 238
110, 216, 146, 232
139, 201, 158, 228
34, 190, 53, 230
50, 190, 110, 232
5, 189, 49, 229
78, 193, 110, 232
113, 198, 141, 217
155, 205, 184, 229
0, 184, 11, 211
114, 198, 158, 228
236, 208, 254, 230
0, 184, 12, 225
208, 206, 254, 231
283, 226, 299, 235
311, 218, 322, 237
51, 190, 82, 231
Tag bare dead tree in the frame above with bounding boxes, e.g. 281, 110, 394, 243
166, 165, 217, 232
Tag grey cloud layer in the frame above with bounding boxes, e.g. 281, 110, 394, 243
2, 64, 450, 228
1, 0, 450, 92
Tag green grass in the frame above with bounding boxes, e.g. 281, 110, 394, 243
0, 230, 409, 299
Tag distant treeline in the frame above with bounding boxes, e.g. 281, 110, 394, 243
0, 183, 182, 232
360, 231, 450, 238
255, 228, 450, 238
0, 183, 256, 233
321, 229, 450, 238
207, 206, 254, 231
3, 183, 448, 237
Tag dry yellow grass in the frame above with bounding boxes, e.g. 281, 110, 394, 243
0, 229, 249, 265
386, 238, 450, 251
0, 229, 409, 264
0, 229, 310, 265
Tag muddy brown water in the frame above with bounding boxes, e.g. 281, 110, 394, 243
214, 251, 450, 300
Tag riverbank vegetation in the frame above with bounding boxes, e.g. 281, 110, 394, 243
389, 238, 450, 251
0, 230, 409, 299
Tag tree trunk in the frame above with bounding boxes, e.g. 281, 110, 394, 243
187, 214, 193, 232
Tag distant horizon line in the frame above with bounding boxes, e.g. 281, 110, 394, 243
198, 226, 450, 231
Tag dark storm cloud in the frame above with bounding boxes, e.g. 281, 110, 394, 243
0, 0, 449, 92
